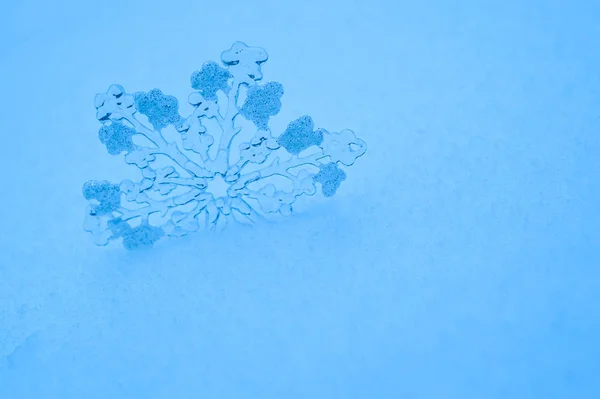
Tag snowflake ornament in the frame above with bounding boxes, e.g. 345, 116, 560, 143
83, 42, 367, 249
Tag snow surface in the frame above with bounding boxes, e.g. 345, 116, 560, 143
1, 0, 600, 397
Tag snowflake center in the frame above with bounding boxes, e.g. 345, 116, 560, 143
208, 174, 231, 199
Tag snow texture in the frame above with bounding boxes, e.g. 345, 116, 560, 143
1, 1, 600, 398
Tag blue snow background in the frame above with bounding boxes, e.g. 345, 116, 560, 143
1, 0, 599, 397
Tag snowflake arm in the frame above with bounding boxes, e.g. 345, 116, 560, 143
209, 77, 244, 174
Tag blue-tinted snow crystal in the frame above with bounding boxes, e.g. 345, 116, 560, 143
134, 89, 181, 130
313, 162, 347, 197
82, 180, 121, 215
277, 115, 324, 155
98, 121, 136, 155
84, 42, 367, 249
239, 82, 283, 130
190, 61, 232, 100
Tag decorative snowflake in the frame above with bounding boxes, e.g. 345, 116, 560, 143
83, 42, 367, 249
